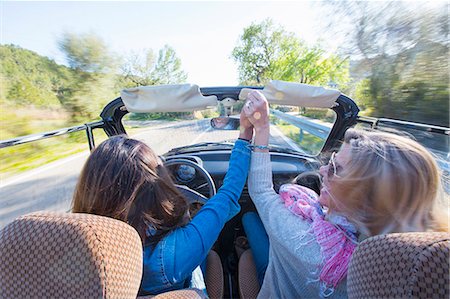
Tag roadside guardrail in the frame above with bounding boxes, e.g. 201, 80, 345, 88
270, 109, 331, 140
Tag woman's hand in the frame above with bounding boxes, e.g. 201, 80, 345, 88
244, 91, 270, 151
243, 91, 270, 132
239, 108, 254, 141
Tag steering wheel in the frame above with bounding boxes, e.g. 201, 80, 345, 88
163, 158, 217, 205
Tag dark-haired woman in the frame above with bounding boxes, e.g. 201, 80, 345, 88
72, 113, 253, 295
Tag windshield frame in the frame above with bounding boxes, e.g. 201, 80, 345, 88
100, 87, 360, 156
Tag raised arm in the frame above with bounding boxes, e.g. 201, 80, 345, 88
163, 110, 254, 281
244, 91, 280, 216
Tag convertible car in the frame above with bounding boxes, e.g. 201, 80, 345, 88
0, 80, 449, 298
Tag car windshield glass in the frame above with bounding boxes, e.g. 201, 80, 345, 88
122, 103, 336, 156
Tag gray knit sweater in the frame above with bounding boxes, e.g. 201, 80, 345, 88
248, 152, 347, 299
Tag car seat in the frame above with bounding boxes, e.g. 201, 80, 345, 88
0, 212, 222, 299
238, 232, 449, 298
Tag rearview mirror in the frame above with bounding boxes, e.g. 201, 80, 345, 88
210, 117, 240, 130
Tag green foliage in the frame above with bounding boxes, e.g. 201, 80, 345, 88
1, 35, 190, 128
0, 132, 83, 176
0, 44, 73, 108
0, 106, 81, 176
0, 129, 110, 177
121, 45, 187, 87
62, 73, 118, 123
325, 2, 449, 127
195, 108, 220, 119
232, 101, 245, 113
274, 121, 324, 155
1, 35, 190, 177
153, 46, 188, 84
301, 108, 335, 123
232, 19, 350, 87
58, 32, 119, 123
127, 112, 192, 121
353, 79, 372, 114
58, 32, 114, 73
0, 106, 33, 139
119, 45, 189, 120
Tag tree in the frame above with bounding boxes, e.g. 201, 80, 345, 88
322, 1, 449, 126
58, 32, 118, 122
121, 45, 187, 87
59, 32, 114, 74
231, 19, 349, 87
120, 45, 189, 120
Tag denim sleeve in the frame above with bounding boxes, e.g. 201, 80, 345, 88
165, 139, 251, 283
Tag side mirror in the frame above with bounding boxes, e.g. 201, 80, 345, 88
210, 117, 240, 130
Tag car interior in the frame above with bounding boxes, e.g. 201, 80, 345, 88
0, 82, 449, 298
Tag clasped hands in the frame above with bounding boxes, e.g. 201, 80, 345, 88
240, 90, 270, 134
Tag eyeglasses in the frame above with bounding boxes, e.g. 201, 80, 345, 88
327, 152, 341, 178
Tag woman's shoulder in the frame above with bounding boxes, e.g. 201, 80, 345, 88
265, 200, 319, 247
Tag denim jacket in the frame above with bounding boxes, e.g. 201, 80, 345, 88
139, 139, 251, 295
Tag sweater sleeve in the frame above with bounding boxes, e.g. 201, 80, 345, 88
247, 153, 349, 299
247, 152, 281, 223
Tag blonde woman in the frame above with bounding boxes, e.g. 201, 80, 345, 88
242, 90, 448, 298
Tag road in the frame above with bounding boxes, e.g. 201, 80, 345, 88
0, 119, 296, 228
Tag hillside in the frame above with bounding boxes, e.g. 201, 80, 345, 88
0, 45, 108, 176
0, 44, 76, 108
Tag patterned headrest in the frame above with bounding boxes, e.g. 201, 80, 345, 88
0, 212, 143, 299
347, 232, 450, 298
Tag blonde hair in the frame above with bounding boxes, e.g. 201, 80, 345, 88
328, 129, 449, 236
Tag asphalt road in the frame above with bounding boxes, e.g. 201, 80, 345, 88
0, 119, 296, 228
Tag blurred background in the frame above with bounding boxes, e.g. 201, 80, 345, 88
0, 1, 448, 225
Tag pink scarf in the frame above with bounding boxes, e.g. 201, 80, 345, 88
279, 184, 358, 296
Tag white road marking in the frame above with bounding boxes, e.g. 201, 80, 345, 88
270, 125, 303, 152
0, 124, 176, 189
0, 151, 89, 189
190, 127, 213, 145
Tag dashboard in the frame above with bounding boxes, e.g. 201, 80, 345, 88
164, 150, 320, 201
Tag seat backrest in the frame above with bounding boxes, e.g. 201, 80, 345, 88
238, 249, 260, 299
138, 288, 207, 299
0, 212, 143, 299
348, 232, 450, 299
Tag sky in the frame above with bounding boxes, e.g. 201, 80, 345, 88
0, 1, 328, 86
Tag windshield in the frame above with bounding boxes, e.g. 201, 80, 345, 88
123, 103, 336, 156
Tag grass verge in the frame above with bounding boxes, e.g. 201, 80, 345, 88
274, 121, 325, 155
0, 123, 150, 179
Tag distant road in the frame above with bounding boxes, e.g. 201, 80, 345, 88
0, 119, 296, 228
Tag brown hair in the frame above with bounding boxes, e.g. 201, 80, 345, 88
72, 135, 189, 244
327, 129, 448, 236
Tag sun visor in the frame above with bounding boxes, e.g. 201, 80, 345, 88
239, 80, 340, 108
121, 84, 218, 113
